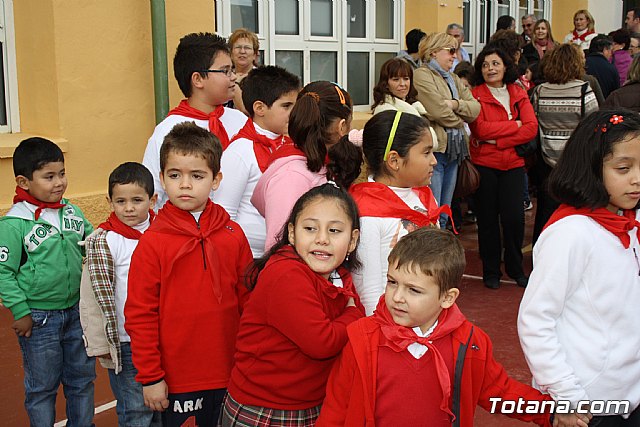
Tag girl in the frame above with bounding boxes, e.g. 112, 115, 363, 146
414, 32, 480, 229
371, 58, 427, 117
563, 9, 597, 51
518, 110, 640, 426
220, 183, 364, 426
469, 45, 538, 290
350, 110, 446, 315
252, 81, 362, 251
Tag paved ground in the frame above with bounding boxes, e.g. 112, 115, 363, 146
0, 206, 539, 426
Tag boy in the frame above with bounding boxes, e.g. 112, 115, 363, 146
316, 228, 575, 427
213, 65, 300, 258
0, 137, 95, 426
143, 32, 248, 209
80, 162, 160, 426
125, 122, 253, 426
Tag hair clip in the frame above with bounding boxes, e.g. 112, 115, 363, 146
305, 91, 320, 103
326, 180, 340, 189
334, 85, 346, 106
610, 115, 624, 125
383, 111, 403, 161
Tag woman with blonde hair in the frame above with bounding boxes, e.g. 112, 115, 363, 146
603, 53, 640, 112
563, 9, 597, 50
227, 28, 260, 114
413, 32, 480, 228
523, 19, 557, 65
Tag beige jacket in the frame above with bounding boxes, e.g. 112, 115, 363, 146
413, 66, 480, 153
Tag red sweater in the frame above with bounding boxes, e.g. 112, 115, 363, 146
316, 305, 553, 427
227, 246, 364, 409
469, 83, 538, 171
124, 200, 253, 393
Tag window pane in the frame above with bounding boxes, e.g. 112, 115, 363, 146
375, 0, 394, 39
231, 0, 258, 33
480, 0, 487, 43
275, 0, 299, 35
347, 52, 369, 106
347, 0, 366, 38
310, 0, 333, 37
0, 42, 6, 126
310, 51, 337, 82
497, 0, 509, 17
462, 0, 470, 43
374, 52, 395, 84
276, 50, 303, 81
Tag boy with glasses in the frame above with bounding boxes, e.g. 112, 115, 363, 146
143, 32, 248, 209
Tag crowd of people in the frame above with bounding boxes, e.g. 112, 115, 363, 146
1, 7, 640, 427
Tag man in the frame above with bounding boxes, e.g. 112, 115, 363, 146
585, 34, 620, 99
626, 8, 640, 33
521, 14, 536, 43
630, 32, 640, 57
397, 28, 425, 69
446, 23, 470, 70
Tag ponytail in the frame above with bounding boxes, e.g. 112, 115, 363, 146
327, 135, 363, 189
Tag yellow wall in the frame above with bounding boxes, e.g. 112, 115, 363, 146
0, 0, 215, 208
552, 0, 588, 41
405, 0, 464, 36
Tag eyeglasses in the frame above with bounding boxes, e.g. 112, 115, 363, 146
233, 45, 254, 52
441, 47, 457, 55
200, 67, 236, 77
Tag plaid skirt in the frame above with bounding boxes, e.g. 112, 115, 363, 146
218, 392, 321, 427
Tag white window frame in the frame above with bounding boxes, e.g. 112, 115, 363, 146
0, 0, 19, 133
215, 0, 403, 108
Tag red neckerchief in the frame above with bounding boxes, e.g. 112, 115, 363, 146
272, 245, 363, 305
572, 29, 595, 42
13, 186, 66, 220
150, 200, 230, 302
371, 296, 465, 420
349, 182, 454, 230
167, 100, 230, 150
544, 204, 640, 249
230, 119, 292, 172
98, 211, 155, 240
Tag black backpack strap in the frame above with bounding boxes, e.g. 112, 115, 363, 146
580, 81, 589, 118
451, 326, 474, 427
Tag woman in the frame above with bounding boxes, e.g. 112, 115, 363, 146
371, 57, 427, 117
227, 28, 260, 114
603, 53, 640, 112
523, 19, 557, 65
563, 9, 597, 51
414, 32, 480, 228
468, 45, 538, 289
531, 43, 598, 244
609, 28, 633, 86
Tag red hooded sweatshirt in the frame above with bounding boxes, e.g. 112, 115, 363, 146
125, 200, 253, 393
316, 297, 553, 427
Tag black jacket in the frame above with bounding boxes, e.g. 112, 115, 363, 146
585, 53, 620, 99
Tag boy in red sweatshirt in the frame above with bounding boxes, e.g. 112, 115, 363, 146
317, 228, 572, 427
125, 122, 253, 427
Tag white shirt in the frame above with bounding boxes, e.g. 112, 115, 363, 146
353, 179, 428, 315
106, 216, 150, 342
214, 123, 283, 258
518, 213, 640, 415
142, 108, 248, 209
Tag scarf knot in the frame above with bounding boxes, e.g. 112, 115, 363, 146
230, 119, 291, 172
167, 100, 230, 149
13, 186, 66, 220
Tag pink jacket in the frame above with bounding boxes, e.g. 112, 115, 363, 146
251, 154, 326, 251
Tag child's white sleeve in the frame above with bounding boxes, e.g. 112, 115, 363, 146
354, 218, 387, 316
142, 133, 166, 210
214, 144, 251, 220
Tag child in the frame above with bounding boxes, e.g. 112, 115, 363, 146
125, 123, 253, 426
317, 227, 560, 427
220, 183, 364, 426
143, 32, 248, 209
251, 81, 362, 251
519, 110, 640, 425
0, 137, 95, 426
350, 111, 447, 315
371, 57, 427, 117
79, 162, 160, 426
214, 65, 300, 258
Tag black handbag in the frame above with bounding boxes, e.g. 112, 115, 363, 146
513, 99, 537, 158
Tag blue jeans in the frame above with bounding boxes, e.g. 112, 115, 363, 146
108, 342, 161, 427
430, 152, 459, 228
18, 303, 96, 427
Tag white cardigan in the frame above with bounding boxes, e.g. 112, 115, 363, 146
372, 95, 427, 117
518, 213, 640, 415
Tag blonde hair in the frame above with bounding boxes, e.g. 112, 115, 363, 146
418, 32, 457, 62
228, 28, 259, 53
574, 9, 595, 32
